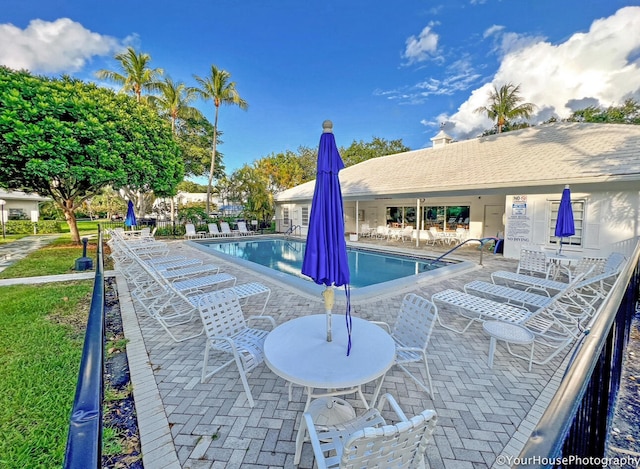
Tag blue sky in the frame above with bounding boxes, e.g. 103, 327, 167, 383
2, 0, 640, 178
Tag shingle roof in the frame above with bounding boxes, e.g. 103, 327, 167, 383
275, 122, 640, 202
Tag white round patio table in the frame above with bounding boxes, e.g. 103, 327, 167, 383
483, 320, 535, 371
264, 314, 396, 411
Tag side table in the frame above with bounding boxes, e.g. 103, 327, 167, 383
482, 320, 535, 371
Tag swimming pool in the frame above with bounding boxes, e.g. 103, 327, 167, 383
190, 237, 473, 300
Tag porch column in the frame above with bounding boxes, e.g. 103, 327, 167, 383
416, 198, 421, 247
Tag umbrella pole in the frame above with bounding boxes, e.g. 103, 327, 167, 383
323, 286, 334, 342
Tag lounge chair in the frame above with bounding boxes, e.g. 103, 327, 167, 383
434, 280, 587, 368
432, 289, 534, 333
236, 221, 252, 236
295, 393, 437, 468
184, 223, 204, 239
197, 289, 276, 407
207, 223, 225, 237
187, 282, 272, 315
131, 283, 204, 343
220, 221, 238, 237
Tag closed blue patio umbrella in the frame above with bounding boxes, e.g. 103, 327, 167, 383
554, 185, 575, 254
301, 120, 351, 351
124, 200, 137, 229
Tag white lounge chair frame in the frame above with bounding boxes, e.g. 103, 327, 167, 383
372, 293, 437, 397
197, 290, 275, 407
296, 393, 437, 469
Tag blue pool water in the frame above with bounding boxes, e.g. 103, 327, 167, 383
200, 238, 450, 289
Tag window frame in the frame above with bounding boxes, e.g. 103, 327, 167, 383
548, 198, 585, 248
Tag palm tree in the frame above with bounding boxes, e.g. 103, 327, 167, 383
149, 77, 204, 134
96, 46, 163, 103
193, 65, 248, 213
148, 77, 206, 222
96, 47, 164, 218
474, 83, 535, 133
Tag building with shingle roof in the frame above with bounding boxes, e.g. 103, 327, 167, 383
275, 122, 640, 259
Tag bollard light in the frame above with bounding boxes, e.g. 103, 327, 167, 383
0, 199, 6, 240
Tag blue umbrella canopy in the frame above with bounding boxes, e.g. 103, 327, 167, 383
124, 200, 137, 228
301, 120, 351, 348
554, 185, 575, 253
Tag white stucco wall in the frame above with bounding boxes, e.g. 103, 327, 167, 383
503, 190, 640, 259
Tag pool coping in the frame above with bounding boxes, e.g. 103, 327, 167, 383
187, 235, 476, 303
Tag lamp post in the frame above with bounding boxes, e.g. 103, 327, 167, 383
0, 199, 6, 239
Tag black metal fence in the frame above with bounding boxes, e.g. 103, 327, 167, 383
516, 241, 640, 468
63, 227, 105, 469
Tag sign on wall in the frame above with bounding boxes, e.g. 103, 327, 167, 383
506, 195, 532, 243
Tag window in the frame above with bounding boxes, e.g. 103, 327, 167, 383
549, 199, 584, 247
423, 206, 470, 230
301, 206, 309, 226
386, 206, 417, 227
283, 207, 290, 226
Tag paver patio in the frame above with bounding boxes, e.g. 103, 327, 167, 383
117, 236, 577, 469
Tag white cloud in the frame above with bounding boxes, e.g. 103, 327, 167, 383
403, 23, 441, 65
0, 18, 122, 73
439, 6, 640, 139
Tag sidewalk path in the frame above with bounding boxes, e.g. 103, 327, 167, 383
0, 235, 60, 273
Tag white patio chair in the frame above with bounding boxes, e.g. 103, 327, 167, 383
517, 247, 552, 278
375, 225, 389, 239
398, 225, 414, 242
295, 393, 437, 468
237, 221, 252, 236
184, 223, 204, 239
359, 223, 371, 237
428, 227, 447, 245
197, 289, 276, 408
372, 294, 438, 396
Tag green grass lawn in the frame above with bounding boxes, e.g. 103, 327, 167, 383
0, 225, 114, 468
0, 282, 92, 469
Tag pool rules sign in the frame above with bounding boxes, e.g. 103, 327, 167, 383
506, 195, 532, 244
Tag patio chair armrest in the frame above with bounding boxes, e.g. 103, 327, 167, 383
375, 393, 409, 422
524, 285, 552, 297
247, 315, 276, 330
302, 412, 332, 469
370, 320, 391, 333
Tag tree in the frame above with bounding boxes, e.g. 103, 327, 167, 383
568, 99, 640, 124
193, 65, 248, 214
0, 67, 183, 243
149, 77, 208, 221
231, 165, 273, 225
340, 137, 410, 167
96, 46, 163, 103
474, 83, 535, 133
149, 77, 204, 134
255, 151, 306, 194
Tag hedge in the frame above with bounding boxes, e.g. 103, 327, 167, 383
2, 220, 63, 234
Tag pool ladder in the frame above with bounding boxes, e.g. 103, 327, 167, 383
284, 225, 302, 238
430, 237, 499, 266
